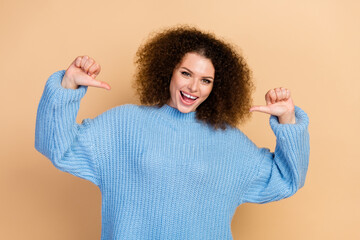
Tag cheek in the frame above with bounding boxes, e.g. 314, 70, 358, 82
169, 78, 178, 99
170, 76, 183, 93
203, 86, 213, 99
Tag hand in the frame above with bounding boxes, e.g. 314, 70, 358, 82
61, 55, 111, 90
249, 87, 296, 124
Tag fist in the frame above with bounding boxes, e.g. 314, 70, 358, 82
61, 55, 111, 90
250, 87, 296, 124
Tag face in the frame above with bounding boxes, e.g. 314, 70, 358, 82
168, 52, 215, 113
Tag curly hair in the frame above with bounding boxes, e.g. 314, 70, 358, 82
133, 25, 254, 129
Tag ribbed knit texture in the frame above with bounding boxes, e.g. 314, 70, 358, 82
35, 70, 310, 240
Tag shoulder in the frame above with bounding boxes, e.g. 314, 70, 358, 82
94, 104, 153, 117
219, 125, 251, 142
88, 104, 159, 126
82, 104, 157, 136
202, 125, 266, 169
209, 125, 260, 153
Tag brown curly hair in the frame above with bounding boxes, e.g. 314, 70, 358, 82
133, 25, 254, 129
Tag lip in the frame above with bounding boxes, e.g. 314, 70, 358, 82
179, 91, 198, 106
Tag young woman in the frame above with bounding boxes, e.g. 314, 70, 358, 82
35, 26, 309, 239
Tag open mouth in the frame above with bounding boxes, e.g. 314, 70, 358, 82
180, 91, 198, 104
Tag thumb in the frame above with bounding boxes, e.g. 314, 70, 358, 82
249, 105, 271, 114
77, 72, 111, 90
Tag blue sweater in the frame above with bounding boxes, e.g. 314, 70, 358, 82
35, 70, 310, 239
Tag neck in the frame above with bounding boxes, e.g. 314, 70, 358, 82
158, 104, 197, 122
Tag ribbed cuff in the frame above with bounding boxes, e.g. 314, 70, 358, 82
269, 106, 309, 137
44, 70, 88, 104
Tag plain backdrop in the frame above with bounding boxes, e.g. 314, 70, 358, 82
1, 0, 359, 239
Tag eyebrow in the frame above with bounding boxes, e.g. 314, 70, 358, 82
180, 67, 214, 80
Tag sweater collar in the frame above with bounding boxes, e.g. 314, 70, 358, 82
158, 104, 196, 121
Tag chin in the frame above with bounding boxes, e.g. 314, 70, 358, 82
177, 105, 195, 113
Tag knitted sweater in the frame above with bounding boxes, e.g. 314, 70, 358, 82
35, 70, 310, 239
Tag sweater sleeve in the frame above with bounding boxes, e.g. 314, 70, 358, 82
242, 106, 310, 204
35, 70, 100, 186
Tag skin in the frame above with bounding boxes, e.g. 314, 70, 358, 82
61, 55, 111, 90
167, 52, 215, 113
62, 55, 296, 124
250, 88, 296, 124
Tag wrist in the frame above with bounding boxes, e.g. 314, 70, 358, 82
278, 111, 296, 124
61, 74, 78, 89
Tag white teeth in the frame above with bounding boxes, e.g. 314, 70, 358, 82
182, 91, 197, 99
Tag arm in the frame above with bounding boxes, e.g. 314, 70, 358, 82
242, 106, 310, 203
35, 56, 110, 186
242, 88, 310, 204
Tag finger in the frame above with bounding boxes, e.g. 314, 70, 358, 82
275, 88, 283, 100
269, 89, 277, 104
75, 56, 82, 68
265, 90, 272, 105
88, 63, 101, 77
80, 55, 89, 69
249, 105, 271, 114
286, 89, 290, 99
281, 88, 287, 100
83, 58, 95, 73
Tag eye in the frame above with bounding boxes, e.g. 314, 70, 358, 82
201, 79, 212, 84
181, 71, 191, 77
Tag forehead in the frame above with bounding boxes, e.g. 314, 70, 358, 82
177, 52, 215, 75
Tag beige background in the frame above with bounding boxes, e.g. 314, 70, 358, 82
1, 0, 359, 239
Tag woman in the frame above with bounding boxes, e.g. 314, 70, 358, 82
35, 26, 309, 239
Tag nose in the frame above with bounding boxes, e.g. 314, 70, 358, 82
187, 78, 199, 93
